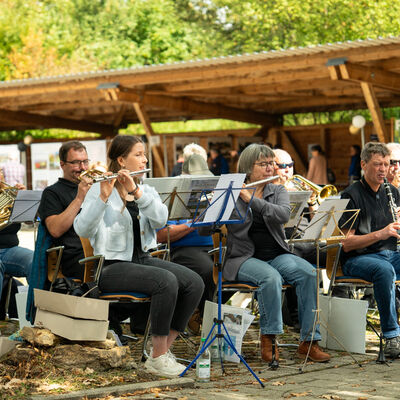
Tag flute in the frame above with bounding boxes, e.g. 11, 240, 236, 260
244, 175, 280, 188
80, 168, 151, 182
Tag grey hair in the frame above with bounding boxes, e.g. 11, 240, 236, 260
183, 143, 208, 161
237, 143, 275, 177
360, 142, 390, 163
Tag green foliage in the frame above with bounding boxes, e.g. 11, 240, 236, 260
1, 0, 400, 138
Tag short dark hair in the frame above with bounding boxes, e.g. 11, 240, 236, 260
59, 141, 87, 162
311, 144, 323, 154
361, 142, 390, 163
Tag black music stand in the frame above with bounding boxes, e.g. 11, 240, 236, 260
9, 190, 42, 224
179, 176, 265, 387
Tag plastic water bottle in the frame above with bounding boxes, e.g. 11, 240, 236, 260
196, 338, 211, 382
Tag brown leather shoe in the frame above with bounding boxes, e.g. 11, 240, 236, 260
187, 309, 202, 336
260, 334, 279, 363
297, 341, 330, 362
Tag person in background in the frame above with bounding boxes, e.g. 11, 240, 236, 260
157, 152, 229, 336
183, 143, 208, 162
74, 135, 204, 377
0, 152, 25, 187
306, 145, 328, 185
171, 152, 184, 177
209, 148, 229, 175
386, 142, 400, 190
348, 144, 362, 185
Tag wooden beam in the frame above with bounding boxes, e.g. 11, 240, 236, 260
132, 102, 166, 177
339, 62, 400, 94
108, 87, 276, 126
0, 108, 115, 136
360, 82, 388, 142
281, 131, 307, 173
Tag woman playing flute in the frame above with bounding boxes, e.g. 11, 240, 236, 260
222, 143, 330, 363
74, 135, 204, 377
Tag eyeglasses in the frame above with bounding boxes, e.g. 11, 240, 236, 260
390, 159, 400, 166
275, 162, 294, 169
64, 159, 90, 166
254, 161, 275, 168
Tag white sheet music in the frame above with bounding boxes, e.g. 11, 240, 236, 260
202, 174, 246, 224
302, 198, 350, 240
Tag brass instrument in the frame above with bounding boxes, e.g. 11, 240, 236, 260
79, 168, 151, 183
0, 181, 18, 230
286, 175, 338, 204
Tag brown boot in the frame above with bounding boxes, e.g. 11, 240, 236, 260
260, 334, 279, 363
297, 341, 330, 362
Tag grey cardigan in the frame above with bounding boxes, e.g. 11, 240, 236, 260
223, 183, 291, 281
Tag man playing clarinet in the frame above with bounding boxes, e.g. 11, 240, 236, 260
340, 142, 400, 359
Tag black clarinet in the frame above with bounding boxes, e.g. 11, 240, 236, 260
384, 178, 398, 223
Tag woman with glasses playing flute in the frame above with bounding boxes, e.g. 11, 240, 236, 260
217, 143, 330, 364
74, 135, 204, 378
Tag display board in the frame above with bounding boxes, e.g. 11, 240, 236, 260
31, 141, 107, 190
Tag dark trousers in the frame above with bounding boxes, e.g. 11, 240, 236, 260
100, 254, 204, 336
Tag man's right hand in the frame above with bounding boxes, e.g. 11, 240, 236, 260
77, 176, 93, 202
379, 221, 400, 240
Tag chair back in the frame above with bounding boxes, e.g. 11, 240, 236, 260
325, 237, 344, 280
79, 237, 101, 283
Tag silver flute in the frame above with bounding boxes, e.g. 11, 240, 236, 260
244, 175, 280, 188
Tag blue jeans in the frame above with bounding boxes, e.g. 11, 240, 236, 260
0, 246, 33, 299
237, 254, 320, 341
342, 250, 400, 338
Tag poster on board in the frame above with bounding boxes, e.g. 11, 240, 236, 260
31, 141, 107, 190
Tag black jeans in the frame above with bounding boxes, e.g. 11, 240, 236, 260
100, 253, 204, 336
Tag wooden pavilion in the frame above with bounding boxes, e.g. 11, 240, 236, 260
0, 36, 400, 185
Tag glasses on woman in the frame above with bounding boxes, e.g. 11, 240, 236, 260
254, 161, 274, 168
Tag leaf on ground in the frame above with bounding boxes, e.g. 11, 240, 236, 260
287, 391, 312, 397
272, 381, 285, 386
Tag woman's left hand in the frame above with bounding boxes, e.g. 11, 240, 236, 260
118, 169, 142, 199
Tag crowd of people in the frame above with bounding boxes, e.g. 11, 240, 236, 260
3, 136, 400, 378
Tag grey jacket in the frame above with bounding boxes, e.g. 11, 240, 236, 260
223, 184, 291, 281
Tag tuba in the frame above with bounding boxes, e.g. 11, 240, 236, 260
0, 181, 18, 229
286, 175, 338, 204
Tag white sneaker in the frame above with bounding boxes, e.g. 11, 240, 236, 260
145, 353, 186, 377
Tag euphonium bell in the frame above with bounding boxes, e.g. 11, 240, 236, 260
0, 180, 18, 230
286, 174, 338, 204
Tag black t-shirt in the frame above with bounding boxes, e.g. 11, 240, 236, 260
249, 207, 286, 261
0, 223, 21, 249
339, 177, 400, 262
38, 178, 84, 279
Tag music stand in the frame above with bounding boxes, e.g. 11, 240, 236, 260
8, 190, 42, 224
179, 174, 265, 388
288, 199, 362, 370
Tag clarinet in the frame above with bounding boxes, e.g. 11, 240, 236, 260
384, 178, 398, 223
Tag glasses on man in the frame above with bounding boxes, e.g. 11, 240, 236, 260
254, 161, 275, 168
64, 159, 90, 166
390, 159, 400, 166
276, 162, 294, 169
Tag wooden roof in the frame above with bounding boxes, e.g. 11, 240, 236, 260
1, 36, 400, 142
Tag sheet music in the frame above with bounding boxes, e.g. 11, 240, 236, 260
285, 191, 312, 228
202, 174, 246, 224
302, 198, 350, 240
